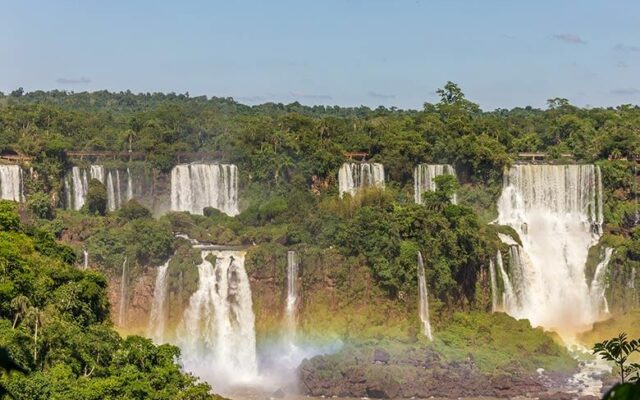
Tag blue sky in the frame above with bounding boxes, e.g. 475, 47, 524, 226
1, 0, 639, 109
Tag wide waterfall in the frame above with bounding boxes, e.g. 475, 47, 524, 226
170, 164, 239, 216
0, 165, 23, 202
414, 164, 457, 204
178, 250, 257, 384
338, 162, 385, 197
65, 166, 132, 211
148, 259, 171, 344
497, 164, 604, 337
285, 251, 299, 342
417, 251, 433, 340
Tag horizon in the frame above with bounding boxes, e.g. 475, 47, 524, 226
2, 0, 639, 110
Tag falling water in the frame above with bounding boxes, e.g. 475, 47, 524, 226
148, 259, 171, 344
66, 166, 131, 211
0, 165, 23, 202
170, 164, 239, 216
126, 168, 133, 201
118, 256, 128, 328
285, 251, 299, 343
417, 251, 433, 340
495, 250, 517, 312
413, 164, 457, 204
338, 163, 385, 197
497, 164, 604, 337
489, 259, 498, 312
83, 250, 89, 270
590, 248, 613, 317
178, 250, 257, 384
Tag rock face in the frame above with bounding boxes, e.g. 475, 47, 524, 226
108, 266, 155, 335
298, 346, 550, 399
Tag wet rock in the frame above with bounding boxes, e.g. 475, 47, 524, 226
271, 388, 285, 398
373, 348, 390, 364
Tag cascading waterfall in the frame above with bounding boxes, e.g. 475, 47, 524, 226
170, 164, 239, 216
285, 251, 299, 343
590, 248, 613, 317
118, 256, 128, 328
338, 163, 385, 198
83, 250, 89, 270
495, 250, 517, 312
0, 165, 23, 202
66, 166, 132, 211
178, 250, 257, 384
489, 259, 498, 313
414, 164, 457, 204
148, 259, 171, 344
417, 251, 433, 340
497, 164, 604, 337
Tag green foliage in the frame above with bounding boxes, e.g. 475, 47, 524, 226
118, 200, 152, 221
602, 382, 640, 400
594, 333, 640, 383
26, 192, 55, 220
0, 198, 220, 399
86, 179, 107, 216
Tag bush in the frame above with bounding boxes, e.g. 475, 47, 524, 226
27, 191, 55, 220
86, 179, 107, 216
119, 200, 152, 220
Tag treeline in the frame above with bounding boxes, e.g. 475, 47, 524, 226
1, 82, 638, 184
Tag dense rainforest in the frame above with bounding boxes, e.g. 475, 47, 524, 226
0, 83, 639, 398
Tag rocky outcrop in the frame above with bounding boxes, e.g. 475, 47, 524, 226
298, 345, 556, 399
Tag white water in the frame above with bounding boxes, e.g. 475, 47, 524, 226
66, 166, 132, 210
497, 164, 604, 338
177, 250, 257, 385
590, 248, 613, 317
413, 164, 457, 204
170, 164, 239, 216
495, 250, 517, 313
148, 259, 171, 344
417, 251, 433, 340
489, 259, 498, 313
285, 251, 298, 343
0, 165, 23, 202
338, 163, 385, 197
118, 256, 128, 327
83, 250, 89, 270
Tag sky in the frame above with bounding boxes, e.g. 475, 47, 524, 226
1, 0, 639, 110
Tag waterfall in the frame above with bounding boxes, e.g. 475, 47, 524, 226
170, 164, 239, 216
66, 166, 130, 211
285, 251, 299, 343
489, 259, 498, 312
590, 248, 613, 317
148, 259, 171, 344
126, 168, 133, 201
413, 164, 457, 204
497, 164, 603, 337
178, 250, 257, 384
83, 250, 89, 270
495, 250, 517, 312
417, 251, 433, 340
338, 163, 385, 197
118, 257, 128, 328
0, 165, 23, 202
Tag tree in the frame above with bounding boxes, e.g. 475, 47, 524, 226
593, 333, 640, 383
10, 295, 30, 329
86, 179, 107, 216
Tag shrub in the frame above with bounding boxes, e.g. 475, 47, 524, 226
86, 179, 107, 216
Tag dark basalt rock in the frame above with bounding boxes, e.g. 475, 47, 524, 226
373, 348, 390, 364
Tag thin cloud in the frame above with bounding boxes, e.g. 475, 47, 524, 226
291, 91, 332, 100
552, 34, 587, 45
368, 91, 395, 100
611, 88, 640, 95
56, 77, 91, 84
614, 43, 640, 53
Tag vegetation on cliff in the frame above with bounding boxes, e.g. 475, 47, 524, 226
0, 201, 221, 399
